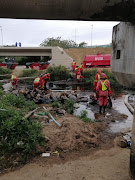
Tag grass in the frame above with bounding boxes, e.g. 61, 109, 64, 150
79, 110, 95, 123
22, 69, 45, 77
46, 65, 71, 81
82, 68, 123, 89
0, 92, 44, 171
0, 67, 12, 75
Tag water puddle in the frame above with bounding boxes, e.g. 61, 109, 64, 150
108, 95, 133, 133
74, 103, 95, 120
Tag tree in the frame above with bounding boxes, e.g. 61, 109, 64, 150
40, 37, 78, 49
79, 42, 87, 48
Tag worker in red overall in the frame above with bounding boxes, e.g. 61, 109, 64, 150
42, 73, 50, 90
75, 68, 84, 82
71, 59, 76, 76
11, 74, 18, 89
33, 77, 43, 91
80, 62, 84, 74
96, 73, 111, 114
93, 69, 101, 99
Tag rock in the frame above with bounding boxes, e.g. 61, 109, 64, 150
74, 103, 80, 108
12, 90, 19, 95
79, 97, 88, 102
56, 108, 66, 115
68, 94, 77, 102
114, 136, 127, 148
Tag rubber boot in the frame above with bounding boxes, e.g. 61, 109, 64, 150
103, 105, 106, 114
99, 106, 102, 114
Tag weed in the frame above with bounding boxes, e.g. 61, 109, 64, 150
0, 67, 12, 75
51, 101, 61, 108
0, 92, 44, 171
64, 99, 74, 114
46, 65, 71, 81
79, 110, 94, 123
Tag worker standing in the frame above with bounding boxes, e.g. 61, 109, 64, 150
93, 69, 101, 90
33, 77, 43, 91
96, 73, 111, 114
11, 74, 18, 89
75, 68, 84, 82
71, 59, 76, 76
80, 62, 84, 74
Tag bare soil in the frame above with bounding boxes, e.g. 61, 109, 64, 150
64, 47, 111, 65
0, 106, 131, 180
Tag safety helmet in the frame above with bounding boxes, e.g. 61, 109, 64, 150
81, 61, 83, 64
73, 59, 75, 61
97, 69, 101, 73
100, 73, 106, 79
47, 73, 50, 77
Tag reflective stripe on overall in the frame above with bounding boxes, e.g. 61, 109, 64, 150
101, 80, 107, 91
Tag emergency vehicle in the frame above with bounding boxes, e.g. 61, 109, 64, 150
83, 54, 110, 68
0, 58, 18, 70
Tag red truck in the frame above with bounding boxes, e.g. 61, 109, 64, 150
83, 54, 111, 68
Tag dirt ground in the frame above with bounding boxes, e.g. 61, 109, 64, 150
64, 47, 111, 65
0, 109, 132, 180
0, 147, 131, 180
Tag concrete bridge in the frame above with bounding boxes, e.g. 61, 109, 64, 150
0, 46, 72, 68
0, 0, 135, 22
0, 0, 135, 179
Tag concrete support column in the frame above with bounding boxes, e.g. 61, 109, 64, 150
130, 101, 135, 180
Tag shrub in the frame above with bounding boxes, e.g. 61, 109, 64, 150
0, 67, 12, 75
64, 99, 74, 114
0, 93, 44, 170
46, 65, 71, 81
51, 101, 61, 108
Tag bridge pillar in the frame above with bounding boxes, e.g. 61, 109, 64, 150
130, 102, 135, 180
111, 22, 135, 179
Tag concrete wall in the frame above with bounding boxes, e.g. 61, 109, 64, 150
0, 0, 135, 22
52, 47, 73, 68
111, 22, 135, 88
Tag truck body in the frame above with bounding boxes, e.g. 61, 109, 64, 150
83, 54, 111, 68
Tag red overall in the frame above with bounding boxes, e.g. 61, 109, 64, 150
11, 75, 18, 87
72, 61, 76, 71
33, 77, 43, 91
80, 64, 84, 74
76, 71, 84, 82
96, 79, 111, 106
93, 73, 101, 91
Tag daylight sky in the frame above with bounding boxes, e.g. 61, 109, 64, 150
0, 19, 119, 47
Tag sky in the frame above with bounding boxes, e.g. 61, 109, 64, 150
0, 19, 119, 47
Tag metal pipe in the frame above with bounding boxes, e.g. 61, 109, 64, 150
43, 106, 61, 127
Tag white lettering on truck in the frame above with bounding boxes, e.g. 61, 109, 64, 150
95, 57, 103, 60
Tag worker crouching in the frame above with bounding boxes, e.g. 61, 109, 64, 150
96, 73, 111, 114
33, 77, 43, 91
11, 75, 18, 89
42, 73, 50, 90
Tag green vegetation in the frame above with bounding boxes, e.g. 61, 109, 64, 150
51, 101, 61, 108
0, 56, 50, 65
0, 67, 12, 75
79, 110, 95, 123
40, 37, 87, 49
82, 68, 123, 88
0, 93, 44, 170
64, 99, 74, 114
22, 69, 46, 77
46, 65, 71, 81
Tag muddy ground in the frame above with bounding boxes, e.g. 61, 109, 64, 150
0, 79, 133, 180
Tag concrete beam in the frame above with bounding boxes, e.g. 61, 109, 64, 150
0, 0, 135, 22
0, 47, 52, 56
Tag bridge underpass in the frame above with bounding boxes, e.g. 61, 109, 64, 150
0, 47, 72, 68
0, 0, 135, 179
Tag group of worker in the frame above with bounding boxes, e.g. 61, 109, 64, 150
71, 59, 84, 82
11, 73, 50, 91
11, 63, 111, 115
93, 69, 111, 114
